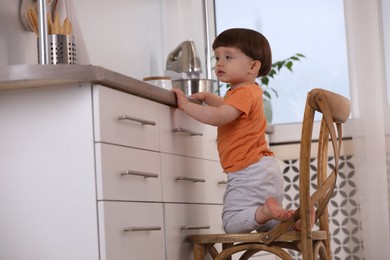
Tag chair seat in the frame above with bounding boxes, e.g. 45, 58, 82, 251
189, 230, 328, 244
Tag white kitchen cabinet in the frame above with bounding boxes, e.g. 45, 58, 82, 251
93, 85, 160, 151
94, 85, 226, 259
164, 203, 224, 260
0, 83, 227, 260
95, 143, 162, 202
159, 104, 219, 161
98, 201, 165, 260
93, 85, 165, 260
159, 102, 227, 259
0, 84, 99, 260
161, 153, 225, 204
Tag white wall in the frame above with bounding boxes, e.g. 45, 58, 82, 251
0, 1, 37, 65
344, 0, 390, 259
0, 0, 211, 81
73, 0, 209, 80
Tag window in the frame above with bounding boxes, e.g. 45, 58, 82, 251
214, 0, 350, 124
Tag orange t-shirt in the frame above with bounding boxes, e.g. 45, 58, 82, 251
217, 83, 274, 173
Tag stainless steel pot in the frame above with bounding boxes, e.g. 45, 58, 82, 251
172, 79, 217, 95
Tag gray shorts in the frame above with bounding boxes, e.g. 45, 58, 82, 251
222, 156, 284, 233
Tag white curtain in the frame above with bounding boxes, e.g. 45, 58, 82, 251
344, 0, 390, 258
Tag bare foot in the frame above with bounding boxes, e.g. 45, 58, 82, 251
255, 197, 295, 225
293, 207, 316, 231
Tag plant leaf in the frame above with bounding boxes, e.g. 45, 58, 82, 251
261, 77, 269, 85
271, 88, 279, 98
276, 61, 285, 70
268, 69, 276, 78
286, 61, 293, 71
263, 91, 271, 100
259, 53, 306, 100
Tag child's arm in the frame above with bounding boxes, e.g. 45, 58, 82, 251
172, 89, 241, 127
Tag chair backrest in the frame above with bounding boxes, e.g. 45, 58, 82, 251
299, 88, 350, 258
261, 88, 351, 258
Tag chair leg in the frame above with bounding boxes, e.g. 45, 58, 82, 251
194, 243, 205, 260
222, 243, 233, 260
313, 241, 329, 260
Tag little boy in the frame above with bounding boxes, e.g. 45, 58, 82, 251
172, 28, 294, 233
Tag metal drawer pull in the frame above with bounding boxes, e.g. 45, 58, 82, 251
118, 114, 156, 126
218, 180, 227, 185
172, 127, 203, 136
181, 225, 210, 230
175, 176, 206, 183
123, 226, 162, 232
121, 170, 159, 178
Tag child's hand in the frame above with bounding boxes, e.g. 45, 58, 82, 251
171, 88, 189, 110
191, 92, 206, 102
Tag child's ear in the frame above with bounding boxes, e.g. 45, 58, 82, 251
250, 60, 261, 74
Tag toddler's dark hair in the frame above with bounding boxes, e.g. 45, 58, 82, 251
212, 28, 272, 77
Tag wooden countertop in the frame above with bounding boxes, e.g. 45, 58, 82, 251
0, 64, 274, 133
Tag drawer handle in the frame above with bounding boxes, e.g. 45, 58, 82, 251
121, 170, 159, 178
172, 127, 203, 136
218, 180, 227, 185
181, 225, 210, 230
123, 226, 162, 232
176, 176, 206, 183
118, 114, 156, 126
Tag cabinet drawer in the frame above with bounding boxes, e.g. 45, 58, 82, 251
161, 153, 226, 204
98, 202, 165, 260
159, 104, 219, 160
164, 203, 224, 260
93, 86, 159, 151
95, 143, 162, 201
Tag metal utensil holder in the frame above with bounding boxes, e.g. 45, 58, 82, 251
49, 34, 77, 64
35, 0, 77, 64
38, 34, 77, 64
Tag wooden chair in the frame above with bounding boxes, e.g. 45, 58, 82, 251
188, 88, 351, 260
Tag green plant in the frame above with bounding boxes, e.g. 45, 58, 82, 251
260, 53, 305, 100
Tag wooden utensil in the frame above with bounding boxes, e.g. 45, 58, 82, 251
52, 12, 61, 34
62, 17, 73, 35
25, 8, 73, 36
26, 8, 38, 36
47, 12, 52, 34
